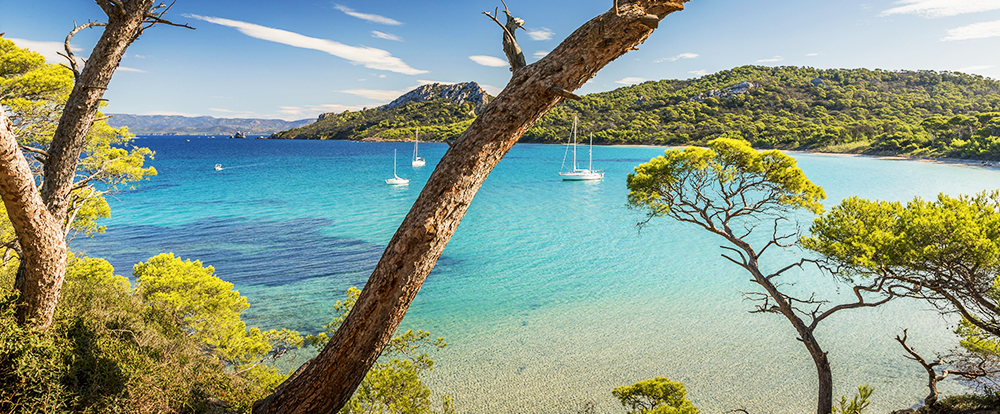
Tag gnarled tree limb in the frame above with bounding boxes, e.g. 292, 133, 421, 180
252, 1, 687, 413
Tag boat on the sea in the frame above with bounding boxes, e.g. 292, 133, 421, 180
230, 131, 246, 139
412, 127, 426, 167
559, 117, 604, 181
214, 164, 223, 171
385, 149, 409, 185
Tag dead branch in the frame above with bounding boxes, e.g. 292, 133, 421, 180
60, 21, 107, 79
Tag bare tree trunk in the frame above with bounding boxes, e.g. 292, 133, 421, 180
9, 0, 188, 328
253, 1, 688, 412
746, 254, 833, 414
40, 0, 154, 225
0, 111, 67, 326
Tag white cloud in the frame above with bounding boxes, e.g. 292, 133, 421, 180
469, 55, 509, 67
480, 84, 503, 96
756, 55, 784, 63
278, 104, 368, 120
117, 67, 147, 73
689, 69, 708, 77
416, 79, 456, 85
881, 0, 1000, 17
657, 52, 699, 63
957, 64, 994, 72
944, 19, 1000, 40
615, 77, 646, 85
527, 27, 554, 41
333, 4, 402, 25
371, 31, 402, 41
340, 88, 409, 101
533, 50, 549, 58
8, 37, 82, 65
185, 15, 425, 75
806, 53, 820, 56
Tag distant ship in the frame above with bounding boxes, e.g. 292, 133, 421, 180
230, 131, 246, 139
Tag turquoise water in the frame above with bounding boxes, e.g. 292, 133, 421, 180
73, 137, 1000, 413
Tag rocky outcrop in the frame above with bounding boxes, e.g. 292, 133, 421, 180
382, 82, 491, 115
689, 80, 757, 102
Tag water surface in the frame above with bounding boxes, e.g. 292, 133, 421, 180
73, 137, 1000, 413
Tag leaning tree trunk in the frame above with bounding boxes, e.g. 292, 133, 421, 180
0, 111, 68, 327
746, 252, 833, 414
11, 0, 171, 328
253, 1, 689, 412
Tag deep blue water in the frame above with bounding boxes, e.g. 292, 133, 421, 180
72, 136, 1000, 413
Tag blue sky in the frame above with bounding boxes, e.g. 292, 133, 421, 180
3, 0, 1000, 120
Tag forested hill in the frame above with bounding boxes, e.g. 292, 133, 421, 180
107, 114, 313, 135
526, 66, 1000, 159
271, 66, 1000, 159
271, 82, 490, 141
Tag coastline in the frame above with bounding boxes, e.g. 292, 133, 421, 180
259, 134, 1000, 171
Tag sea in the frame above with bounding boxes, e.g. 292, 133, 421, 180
72, 136, 1000, 413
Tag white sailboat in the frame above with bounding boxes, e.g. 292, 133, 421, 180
559, 117, 604, 181
385, 149, 409, 185
412, 127, 426, 167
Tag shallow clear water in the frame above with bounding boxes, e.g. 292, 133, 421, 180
73, 137, 1000, 413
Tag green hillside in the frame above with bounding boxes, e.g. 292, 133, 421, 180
273, 66, 1000, 160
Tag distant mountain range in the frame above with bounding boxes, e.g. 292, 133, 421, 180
106, 114, 313, 135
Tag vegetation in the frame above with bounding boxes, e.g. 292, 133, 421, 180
627, 139, 917, 414
612, 377, 699, 414
271, 100, 479, 141
0, 254, 276, 413
834, 385, 874, 414
274, 65, 1000, 160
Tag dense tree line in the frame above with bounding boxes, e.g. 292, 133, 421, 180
278, 65, 1000, 160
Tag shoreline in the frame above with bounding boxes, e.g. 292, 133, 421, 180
147, 134, 1000, 171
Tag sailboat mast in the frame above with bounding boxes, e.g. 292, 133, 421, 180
589, 133, 593, 171
413, 128, 418, 161
393, 149, 398, 176
571, 117, 578, 171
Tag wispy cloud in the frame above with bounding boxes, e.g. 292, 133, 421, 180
340, 88, 410, 101
333, 4, 402, 25
806, 52, 820, 56
958, 64, 994, 72
527, 27, 554, 41
533, 50, 549, 58
371, 31, 402, 41
689, 69, 708, 77
8, 37, 81, 64
756, 55, 784, 63
116, 67, 148, 73
655, 52, 699, 63
944, 19, 1000, 40
278, 104, 368, 120
185, 14, 426, 75
480, 84, 503, 96
469, 55, 509, 67
881, 0, 1000, 17
615, 77, 646, 85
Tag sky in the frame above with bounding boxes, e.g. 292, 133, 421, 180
3, 0, 1000, 121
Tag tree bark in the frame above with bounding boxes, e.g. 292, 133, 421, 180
9, 0, 182, 328
40, 0, 155, 225
744, 247, 833, 414
0, 111, 67, 327
253, 1, 689, 412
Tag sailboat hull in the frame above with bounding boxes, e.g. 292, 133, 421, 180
559, 170, 604, 181
412, 158, 426, 167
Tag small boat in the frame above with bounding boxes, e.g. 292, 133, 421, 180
214, 164, 223, 171
412, 127, 426, 167
385, 149, 409, 185
558, 117, 604, 181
